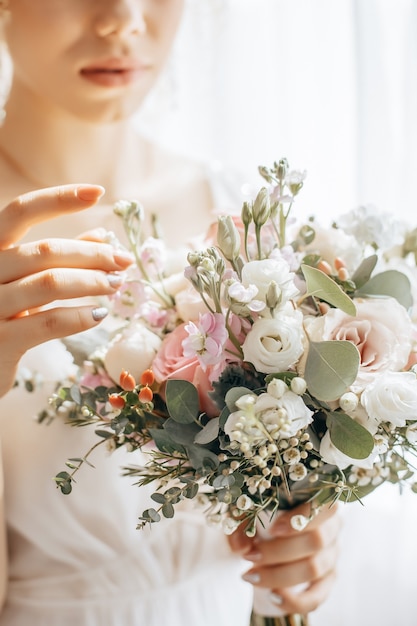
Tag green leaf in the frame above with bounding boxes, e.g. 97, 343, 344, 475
95, 429, 114, 440
162, 503, 175, 518
164, 418, 200, 445
54, 471, 72, 495
148, 428, 186, 456
224, 387, 254, 411
194, 417, 220, 444
185, 444, 219, 472
357, 270, 413, 310
351, 255, 378, 289
301, 264, 356, 316
69, 384, 83, 405
165, 379, 200, 423
305, 340, 359, 401
219, 406, 230, 430
183, 482, 199, 499
327, 411, 374, 459
151, 492, 166, 504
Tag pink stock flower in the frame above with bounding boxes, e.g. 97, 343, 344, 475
139, 237, 166, 277
183, 313, 229, 370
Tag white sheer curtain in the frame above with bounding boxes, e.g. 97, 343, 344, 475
140, 0, 417, 223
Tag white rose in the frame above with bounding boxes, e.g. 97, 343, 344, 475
242, 312, 304, 374
305, 297, 412, 388
241, 258, 299, 310
361, 371, 417, 427
104, 322, 162, 383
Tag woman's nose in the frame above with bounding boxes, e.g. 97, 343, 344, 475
94, 0, 147, 39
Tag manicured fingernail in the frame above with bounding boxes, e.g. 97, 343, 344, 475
107, 273, 123, 288
270, 592, 283, 606
244, 550, 262, 562
242, 571, 261, 584
91, 307, 108, 321
113, 250, 134, 268
77, 185, 105, 202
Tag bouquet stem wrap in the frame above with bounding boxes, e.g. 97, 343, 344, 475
250, 613, 309, 626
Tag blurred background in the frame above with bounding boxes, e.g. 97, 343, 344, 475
139, 0, 417, 223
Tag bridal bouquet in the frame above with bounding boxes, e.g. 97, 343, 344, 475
43, 159, 417, 626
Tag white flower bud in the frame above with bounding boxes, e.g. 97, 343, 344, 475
267, 378, 288, 399
339, 391, 359, 412
290, 377, 307, 395
222, 517, 240, 535
236, 495, 254, 510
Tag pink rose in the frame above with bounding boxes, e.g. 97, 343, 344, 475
152, 323, 219, 417
305, 297, 413, 388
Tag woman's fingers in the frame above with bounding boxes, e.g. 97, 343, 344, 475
0, 238, 133, 284
0, 269, 124, 319
0, 305, 109, 398
244, 509, 341, 567
272, 568, 338, 615
0, 184, 104, 249
243, 540, 339, 590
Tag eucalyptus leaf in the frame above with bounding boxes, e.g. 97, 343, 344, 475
69, 384, 83, 405
224, 386, 254, 411
151, 493, 166, 504
165, 379, 200, 423
327, 411, 374, 459
164, 418, 200, 445
301, 264, 357, 316
148, 428, 186, 456
305, 341, 359, 401
183, 482, 199, 499
219, 406, 230, 430
351, 255, 378, 289
162, 503, 175, 518
357, 270, 413, 310
194, 417, 220, 444
185, 444, 219, 471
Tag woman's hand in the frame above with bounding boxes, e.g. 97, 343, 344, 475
228, 502, 341, 615
0, 184, 133, 398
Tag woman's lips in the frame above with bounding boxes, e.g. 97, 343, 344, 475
80, 61, 149, 87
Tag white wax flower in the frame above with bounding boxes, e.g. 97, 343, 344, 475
242, 312, 304, 374
104, 322, 162, 383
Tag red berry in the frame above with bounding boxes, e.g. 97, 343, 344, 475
119, 369, 136, 391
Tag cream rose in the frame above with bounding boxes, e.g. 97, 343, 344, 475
305, 297, 413, 388
361, 371, 417, 427
304, 223, 363, 273
104, 322, 162, 383
242, 312, 304, 373
175, 287, 211, 323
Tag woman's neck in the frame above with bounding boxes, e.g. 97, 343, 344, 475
0, 82, 153, 203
